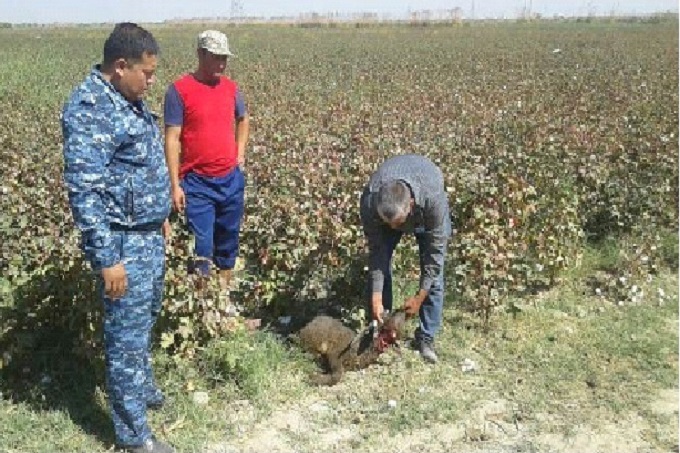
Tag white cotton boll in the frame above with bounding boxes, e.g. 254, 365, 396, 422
461, 358, 478, 373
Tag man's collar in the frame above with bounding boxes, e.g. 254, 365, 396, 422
89, 64, 142, 113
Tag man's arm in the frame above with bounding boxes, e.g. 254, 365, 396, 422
405, 194, 449, 315
366, 223, 388, 323
419, 195, 449, 292
360, 191, 389, 322
164, 125, 185, 212
235, 114, 249, 167
163, 84, 185, 212
62, 105, 119, 270
234, 88, 249, 167
62, 102, 127, 299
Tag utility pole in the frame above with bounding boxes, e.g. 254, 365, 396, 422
231, 0, 244, 19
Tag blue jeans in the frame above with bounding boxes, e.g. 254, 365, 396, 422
181, 168, 245, 275
369, 223, 450, 342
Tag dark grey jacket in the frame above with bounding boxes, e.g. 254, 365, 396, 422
360, 154, 451, 294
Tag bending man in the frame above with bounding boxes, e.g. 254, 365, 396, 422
360, 154, 452, 364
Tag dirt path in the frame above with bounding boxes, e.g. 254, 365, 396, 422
205, 379, 678, 453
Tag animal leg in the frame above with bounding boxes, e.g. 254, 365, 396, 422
325, 354, 344, 385
309, 354, 344, 386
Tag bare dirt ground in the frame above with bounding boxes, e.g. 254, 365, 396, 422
206, 368, 678, 453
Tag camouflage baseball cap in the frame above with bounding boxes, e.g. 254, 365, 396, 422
197, 30, 233, 56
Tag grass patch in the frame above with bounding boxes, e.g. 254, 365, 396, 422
1, 240, 677, 452
659, 230, 679, 271
198, 328, 309, 402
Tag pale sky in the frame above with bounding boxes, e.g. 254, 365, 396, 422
1, 0, 677, 23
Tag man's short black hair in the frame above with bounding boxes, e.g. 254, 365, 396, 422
103, 22, 159, 66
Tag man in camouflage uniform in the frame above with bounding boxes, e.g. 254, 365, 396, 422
62, 23, 174, 453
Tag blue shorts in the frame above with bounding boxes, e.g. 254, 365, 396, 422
181, 168, 245, 275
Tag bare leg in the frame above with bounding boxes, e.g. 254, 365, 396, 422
192, 257, 212, 299
218, 269, 232, 291
217, 269, 232, 311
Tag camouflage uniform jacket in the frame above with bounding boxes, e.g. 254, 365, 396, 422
62, 66, 171, 271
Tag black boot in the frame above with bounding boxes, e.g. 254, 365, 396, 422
118, 437, 175, 453
146, 389, 165, 410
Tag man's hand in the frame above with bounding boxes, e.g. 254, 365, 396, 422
171, 185, 185, 213
102, 263, 127, 300
371, 292, 384, 324
403, 289, 428, 317
161, 219, 171, 243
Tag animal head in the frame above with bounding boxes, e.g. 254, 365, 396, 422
381, 309, 407, 339
374, 309, 408, 352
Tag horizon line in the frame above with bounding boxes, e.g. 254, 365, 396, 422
2, 8, 677, 26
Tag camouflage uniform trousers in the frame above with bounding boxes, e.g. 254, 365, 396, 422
101, 231, 165, 447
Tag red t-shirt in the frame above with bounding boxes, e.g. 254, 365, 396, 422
167, 75, 241, 178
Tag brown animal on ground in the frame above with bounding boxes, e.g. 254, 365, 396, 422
297, 309, 408, 386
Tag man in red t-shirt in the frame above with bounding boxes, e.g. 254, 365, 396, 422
164, 30, 250, 304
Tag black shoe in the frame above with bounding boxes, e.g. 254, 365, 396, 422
146, 390, 165, 410
416, 338, 438, 364
118, 437, 175, 453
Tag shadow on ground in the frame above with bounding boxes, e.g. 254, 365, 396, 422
0, 253, 114, 447
237, 242, 371, 337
